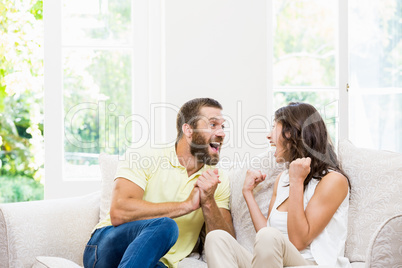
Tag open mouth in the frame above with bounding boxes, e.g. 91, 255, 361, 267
209, 142, 221, 153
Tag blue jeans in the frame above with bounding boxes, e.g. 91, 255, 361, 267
83, 217, 179, 268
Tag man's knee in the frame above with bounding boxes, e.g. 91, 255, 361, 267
154, 217, 178, 230
152, 217, 179, 247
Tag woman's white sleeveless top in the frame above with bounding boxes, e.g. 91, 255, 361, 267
267, 170, 351, 268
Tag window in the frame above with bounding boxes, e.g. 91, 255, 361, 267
349, 0, 401, 153
62, 0, 133, 180
45, 0, 151, 198
271, 0, 340, 145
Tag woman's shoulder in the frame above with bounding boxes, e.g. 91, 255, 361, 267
315, 171, 349, 198
321, 170, 349, 186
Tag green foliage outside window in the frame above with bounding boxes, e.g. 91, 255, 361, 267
0, 0, 44, 202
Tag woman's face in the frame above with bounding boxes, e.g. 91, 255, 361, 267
267, 120, 287, 163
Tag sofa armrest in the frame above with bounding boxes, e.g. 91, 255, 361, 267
0, 191, 100, 268
365, 214, 402, 267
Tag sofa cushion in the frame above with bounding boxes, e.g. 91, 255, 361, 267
228, 150, 285, 252
32, 256, 82, 268
177, 253, 207, 268
338, 140, 402, 262
365, 214, 402, 267
98, 153, 119, 221
350, 263, 365, 268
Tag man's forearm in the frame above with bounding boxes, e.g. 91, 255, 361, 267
201, 200, 235, 237
111, 198, 195, 226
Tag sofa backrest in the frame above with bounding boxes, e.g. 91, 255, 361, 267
338, 139, 402, 262
99, 153, 119, 221
0, 193, 100, 267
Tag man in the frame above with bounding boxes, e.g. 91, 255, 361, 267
83, 98, 235, 268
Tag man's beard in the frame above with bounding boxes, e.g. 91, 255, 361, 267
190, 131, 221, 166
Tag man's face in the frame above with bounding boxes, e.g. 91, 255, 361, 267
190, 107, 226, 166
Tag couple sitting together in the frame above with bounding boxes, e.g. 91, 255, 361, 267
83, 98, 350, 268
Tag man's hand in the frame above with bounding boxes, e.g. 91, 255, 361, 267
242, 169, 267, 196
195, 169, 235, 237
184, 186, 201, 213
289, 157, 311, 186
195, 169, 221, 206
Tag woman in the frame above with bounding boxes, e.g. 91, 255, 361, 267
205, 102, 351, 268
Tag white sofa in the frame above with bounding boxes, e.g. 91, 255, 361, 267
1, 140, 401, 268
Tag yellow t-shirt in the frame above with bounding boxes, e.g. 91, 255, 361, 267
95, 145, 230, 268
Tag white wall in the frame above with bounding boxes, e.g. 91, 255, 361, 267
157, 0, 270, 161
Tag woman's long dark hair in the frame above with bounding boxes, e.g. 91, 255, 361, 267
275, 102, 350, 189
